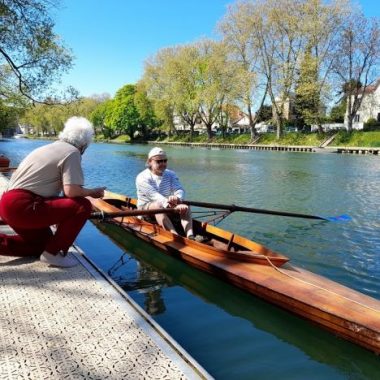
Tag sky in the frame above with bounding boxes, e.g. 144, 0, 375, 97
54, 0, 380, 98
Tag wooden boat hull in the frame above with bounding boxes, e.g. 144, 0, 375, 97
89, 193, 380, 355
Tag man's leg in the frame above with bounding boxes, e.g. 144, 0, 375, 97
0, 189, 91, 256
147, 201, 178, 235
42, 197, 92, 254
0, 190, 53, 256
0, 228, 52, 257
180, 207, 194, 238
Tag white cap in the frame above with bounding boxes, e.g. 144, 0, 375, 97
148, 147, 167, 159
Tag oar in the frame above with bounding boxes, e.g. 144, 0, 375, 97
182, 200, 351, 222
91, 207, 178, 220
0, 167, 17, 172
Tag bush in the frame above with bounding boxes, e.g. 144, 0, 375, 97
364, 118, 380, 131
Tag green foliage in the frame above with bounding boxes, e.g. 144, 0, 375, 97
0, 0, 74, 103
294, 45, 322, 127
104, 84, 140, 139
258, 132, 325, 146
90, 99, 113, 137
333, 131, 380, 147
110, 134, 131, 143
20, 96, 107, 136
256, 105, 272, 122
161, 131, 327, 146
329, 101, 346, 123
0, 100, 23, 131
134, 86, 160, 138
363, 118, 380, 131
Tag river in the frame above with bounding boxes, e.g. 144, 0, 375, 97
1, 138, 380, 379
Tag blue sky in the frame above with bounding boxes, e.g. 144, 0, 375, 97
54, 0, 379, 98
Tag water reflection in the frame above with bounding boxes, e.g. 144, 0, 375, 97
108, 252, 168, 315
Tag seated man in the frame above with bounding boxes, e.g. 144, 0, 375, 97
136, 147, 200, 240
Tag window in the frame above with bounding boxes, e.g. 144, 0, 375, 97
354, 114, 360, 122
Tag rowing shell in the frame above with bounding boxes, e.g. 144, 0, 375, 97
89, 191, 380, 355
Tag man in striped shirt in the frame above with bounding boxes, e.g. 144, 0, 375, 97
136, 147, 197, 239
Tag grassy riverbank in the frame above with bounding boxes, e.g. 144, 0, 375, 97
163, 131, 380, 147
29, 129, 373, 148
99, 130, 380, 147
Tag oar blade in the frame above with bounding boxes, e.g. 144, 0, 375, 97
322, 214, 352, 223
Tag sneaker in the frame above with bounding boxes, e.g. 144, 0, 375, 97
40, 250, 78, 268
188, 235, 209, 243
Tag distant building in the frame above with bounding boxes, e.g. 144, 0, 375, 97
273, 94, 297, 122
230, 111, 251, 134
345, 79, 380, 129
173, 115, 218, 135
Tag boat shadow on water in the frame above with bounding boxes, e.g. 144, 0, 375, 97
95, 222, 380, 378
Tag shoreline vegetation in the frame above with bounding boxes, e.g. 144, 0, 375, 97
13, 130, 380, 152
96, 130, 380, 149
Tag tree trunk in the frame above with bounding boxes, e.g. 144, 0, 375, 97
347, 114, 354, 132
206, 123, 213, 139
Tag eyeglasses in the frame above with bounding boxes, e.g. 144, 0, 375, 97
154, 159, 167, 164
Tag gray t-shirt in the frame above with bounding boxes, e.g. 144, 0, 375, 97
8, 141, 84, 197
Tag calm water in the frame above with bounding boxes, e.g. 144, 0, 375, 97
2, 138, 380, 379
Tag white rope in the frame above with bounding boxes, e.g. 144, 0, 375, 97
264, 256, 380, 314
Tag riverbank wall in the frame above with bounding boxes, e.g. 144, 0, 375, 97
148, 141, 380, 155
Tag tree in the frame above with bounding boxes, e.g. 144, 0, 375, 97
142, 45, 202, 139
106, 84, 140, 139
329, 100, 346, 123
195, 39, 241, 139
256, 104, 272, 123
134, 84, 159, 139
20, 95, 109, 136
294, 0, 349, 132
0, 100, 22, 132
294, 46, 320, 129
142, 47, 179, 136
0, 0, 74, 104
169, 45, 202, 139
242, 0, 305, 138
218, 1, 267, 140
221, 0, 348, 138
333, 12, 380, 131
91, 99, 114, 138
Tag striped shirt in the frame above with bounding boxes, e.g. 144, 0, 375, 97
136, 168, 185, 208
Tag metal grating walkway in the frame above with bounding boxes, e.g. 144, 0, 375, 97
0, 248, 209, 379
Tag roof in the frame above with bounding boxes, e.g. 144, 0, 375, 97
362, 79, 380, 94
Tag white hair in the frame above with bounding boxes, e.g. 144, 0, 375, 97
59, 116, 94, 149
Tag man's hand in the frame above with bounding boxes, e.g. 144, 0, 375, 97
90, 187, 106, 199
174, 204, 188, 216
168, 195, 179, 207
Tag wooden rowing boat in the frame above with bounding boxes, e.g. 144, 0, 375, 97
89, 191, 380, 355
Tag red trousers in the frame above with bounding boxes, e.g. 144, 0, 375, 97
0, 189, 92, 257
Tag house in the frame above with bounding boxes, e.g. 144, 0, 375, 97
345, 79, 380, 129
173, 115, 218, 135
273, 94, 297, 122
230, 111, 251, 134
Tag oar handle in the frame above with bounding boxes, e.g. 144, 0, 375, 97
0, 167, 17, 172
90, 207, 178, 220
